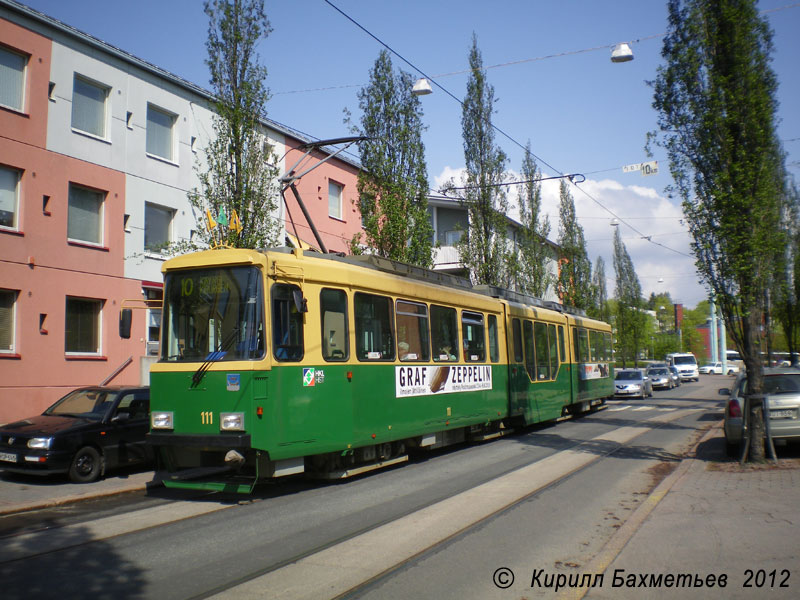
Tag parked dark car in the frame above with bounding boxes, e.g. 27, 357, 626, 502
0, 386, 151, 483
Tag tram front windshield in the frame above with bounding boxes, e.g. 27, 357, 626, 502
161, 266, 265, 362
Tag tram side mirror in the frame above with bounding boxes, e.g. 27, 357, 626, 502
119, 308, 132, 339
293, 289, 308, 313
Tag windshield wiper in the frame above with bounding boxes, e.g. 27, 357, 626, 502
191, 328, 239, 388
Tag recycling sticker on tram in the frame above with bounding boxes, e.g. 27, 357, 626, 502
395, 365, 492, 398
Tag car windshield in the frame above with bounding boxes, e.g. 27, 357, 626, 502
763, 374, 800, 395
673, 356, 696, 366
44, 389, 115, 420
649, 369, 669, 375
616, 371, 642, 381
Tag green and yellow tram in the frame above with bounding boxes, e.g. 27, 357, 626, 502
143, 247, 613, 492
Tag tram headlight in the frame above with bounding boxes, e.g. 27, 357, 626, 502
220, 412, 245, 431
151, 411, 174, 430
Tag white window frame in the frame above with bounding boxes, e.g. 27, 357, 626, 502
65, 296, 103, 355
146, 103, 177, 162
67, 183, 105, 246
328, 180, 343, 220
0, 45, 27, 113
0, 289, 17, 354
0, 164, 21, 231
144, 201, 174, 255
71, 74, 110, 140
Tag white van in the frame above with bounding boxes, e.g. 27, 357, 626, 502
667, 353, 699, 382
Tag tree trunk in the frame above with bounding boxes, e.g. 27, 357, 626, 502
743, 312, 765, 462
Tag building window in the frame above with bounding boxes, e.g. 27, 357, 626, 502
144, 287, 162, 356
65, 297, 102, 354
0, 165, 20, 230
146, 103, 175, 161
0, 289, 17, 353
144, 202, 173, 253
68, 184, 104, 245
0, 46, 26, 112
71, 75, 109, 138
328, 180, 343, 219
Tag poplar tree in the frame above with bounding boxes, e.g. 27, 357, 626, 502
457, 33, 510, 287
590, 256, 611, 323
556, 181, 592, 309
515, 143, 553, 298
348, 50, 433, 267
650, 0, 787, 460
613, 227, 646, 367
190, 0, 281, 249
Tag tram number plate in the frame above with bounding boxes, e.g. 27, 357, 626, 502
0, 452, 18, 463
770, 409, 795, 419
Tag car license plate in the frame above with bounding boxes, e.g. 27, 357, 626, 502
770, 409, 795, 419
0, 451, 18, 463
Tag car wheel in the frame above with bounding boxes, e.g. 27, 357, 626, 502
69, 446, 103, 483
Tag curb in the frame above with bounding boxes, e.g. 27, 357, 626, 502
0, 476, 162, 517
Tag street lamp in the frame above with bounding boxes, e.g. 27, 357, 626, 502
412, 78, 433, 96
611, 43, 634, 63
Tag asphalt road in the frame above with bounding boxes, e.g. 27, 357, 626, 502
0, 378, 725, 600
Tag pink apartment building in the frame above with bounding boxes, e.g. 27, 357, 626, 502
0, 2, 362, 423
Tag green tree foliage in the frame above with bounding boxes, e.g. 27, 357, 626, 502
612, 227, 646, 367
650, 0, 788, 460
456, 34, 511, 286
513, 143, 554, 297
348, 50, 434, 267
773, 182, 800, 361
590, 256, 611, 323
190, 0, 281, 249
556, 181, 593, 309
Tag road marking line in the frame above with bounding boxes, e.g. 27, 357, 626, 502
212, 409, 700, 600
609, 406, 632, 411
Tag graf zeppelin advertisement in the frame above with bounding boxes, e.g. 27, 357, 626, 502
395, 365, 493, 398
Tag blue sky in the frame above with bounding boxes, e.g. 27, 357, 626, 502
18, 0, 800, 308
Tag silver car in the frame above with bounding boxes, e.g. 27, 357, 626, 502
720, 367, 800, 457
647, 367, 674, 390
615, 369, 653, 399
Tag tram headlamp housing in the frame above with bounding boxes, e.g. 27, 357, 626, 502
221, 412, 245, 432
28, 437, 53, 449
151, 411, 174, 430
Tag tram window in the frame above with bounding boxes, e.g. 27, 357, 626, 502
523, 320, 536, 380
590, 330, 599, 361
535, 321, 550, 380
396, 300, 430, 361
431, 305, 458, 362
272, 283, 304, 361
355, 293, 394, 360
605, 333, 613, 361
512, 319, 523, 363
461, 311, 485, 362
558, 325, 565, 362
549, 323, 558, 376
577, 328, 589, 363
488, 315, 499, 363
321, 288, 348, 361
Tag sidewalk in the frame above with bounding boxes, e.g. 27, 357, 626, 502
0, 467, 159, 516
581, 425, 800, 599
